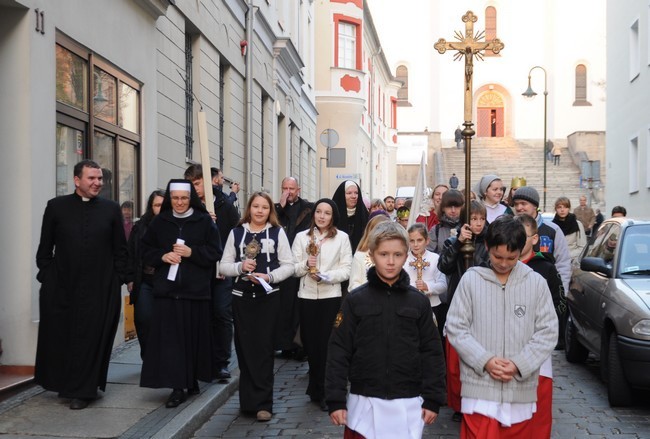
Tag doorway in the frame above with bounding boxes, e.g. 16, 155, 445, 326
477, 107, 504, 137
476, 90, 505, 137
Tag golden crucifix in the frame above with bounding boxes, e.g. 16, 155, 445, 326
434, 10, 504, 269
434, 11, 504, 122
409, 256, 430, 283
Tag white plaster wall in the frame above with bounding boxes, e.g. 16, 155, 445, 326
606, 0, 650, 218
0, 5, 40, 366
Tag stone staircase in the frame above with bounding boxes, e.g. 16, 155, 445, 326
439, 137, 589, 212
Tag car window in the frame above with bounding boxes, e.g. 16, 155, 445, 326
592, 225, 620, 267
586, 223, 611, 257
619, 225, 650, 274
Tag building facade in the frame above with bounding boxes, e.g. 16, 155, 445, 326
368, 0, 607, 195
0, 0, 315, 369
314, 0, 400, 200
606, 0, 650, 218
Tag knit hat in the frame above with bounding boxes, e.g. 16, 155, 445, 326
313, 198, 340, 226
368, 209, 390, 220
476, 174, 501, 199
511, 186, 540, 207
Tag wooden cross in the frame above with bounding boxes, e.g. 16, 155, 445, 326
409, 256, 430, 281
434, 11, 504, 122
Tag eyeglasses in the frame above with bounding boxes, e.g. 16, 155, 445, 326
171, 196, 190, 202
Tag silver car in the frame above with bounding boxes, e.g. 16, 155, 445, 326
565, 217, 650, 406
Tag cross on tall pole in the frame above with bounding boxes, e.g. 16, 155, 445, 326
434, 10, 504, 267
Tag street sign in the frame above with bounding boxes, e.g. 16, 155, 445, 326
320, 129, 339, 148
336, 173, 361, 179
327, 148, 346, 168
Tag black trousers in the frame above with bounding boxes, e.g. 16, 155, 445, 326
211, 277, 233, 371
299, 296, 342, 400
232, 291, 280, 413
432, 302, 448, 343
274, 277, 300, 351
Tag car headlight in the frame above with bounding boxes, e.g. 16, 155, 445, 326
632, 320, 650, 336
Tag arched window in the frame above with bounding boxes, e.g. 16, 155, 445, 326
484, 7, 497, 56
574, 64, 591, 106
396, 65, 411, 106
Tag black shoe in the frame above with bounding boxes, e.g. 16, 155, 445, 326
216, 368, 231, 381
452, 411, 462, 422
293, 348, 307, 362
165, 389, 186, 408
69, 398, 90, 410
319, 399, 329, 412
278, 349, 296, 358
187, 381, 200, 395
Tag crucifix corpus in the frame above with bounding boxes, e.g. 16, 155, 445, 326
434, 10, 504, 268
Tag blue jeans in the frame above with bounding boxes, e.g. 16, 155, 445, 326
134, 282, 154, 360
212, 277, 234, 370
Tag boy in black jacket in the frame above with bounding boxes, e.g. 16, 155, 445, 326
515, 214, 565, 439
325, 221, 446, 438
515, 214, 566, 346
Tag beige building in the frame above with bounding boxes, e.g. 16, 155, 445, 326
0, 0, 315, 373
314, 0, 400, 200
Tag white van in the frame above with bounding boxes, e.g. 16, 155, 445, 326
395, 186, 416, 200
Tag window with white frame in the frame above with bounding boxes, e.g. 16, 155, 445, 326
630, 18, 640, 81
630, 136, 639, 193
338, 21, 356, 69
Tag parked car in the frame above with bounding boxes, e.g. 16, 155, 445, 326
565, 217, 650, 406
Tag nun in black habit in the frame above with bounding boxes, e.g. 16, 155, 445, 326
331, 180, 369, 252
140, 179, 222, 408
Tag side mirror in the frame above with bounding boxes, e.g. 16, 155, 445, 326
580, 256, 612, 278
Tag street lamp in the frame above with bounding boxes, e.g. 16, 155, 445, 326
522, 66, 548, 212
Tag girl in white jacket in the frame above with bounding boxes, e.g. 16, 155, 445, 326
404, 223, 448, 337
292, 198, 352, 411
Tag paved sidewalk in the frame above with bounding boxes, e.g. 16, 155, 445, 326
0, 340, 239, 439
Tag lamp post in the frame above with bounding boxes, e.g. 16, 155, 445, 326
522, 66, 548, 212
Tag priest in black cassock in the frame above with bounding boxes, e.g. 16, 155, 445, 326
35, 159, 130, 410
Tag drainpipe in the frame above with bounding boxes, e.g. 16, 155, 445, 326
245, 2, 255, 197
369, 47, 382, 199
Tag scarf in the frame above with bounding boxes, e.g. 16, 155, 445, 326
553, 212, 580, 236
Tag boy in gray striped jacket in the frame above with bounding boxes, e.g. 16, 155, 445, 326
446, 216, 558, 438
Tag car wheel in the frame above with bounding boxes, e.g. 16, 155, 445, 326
565, 314, 588, 363
607, 331, 633, 407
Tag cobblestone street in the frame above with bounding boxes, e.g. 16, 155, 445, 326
191, 351, 650, 438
